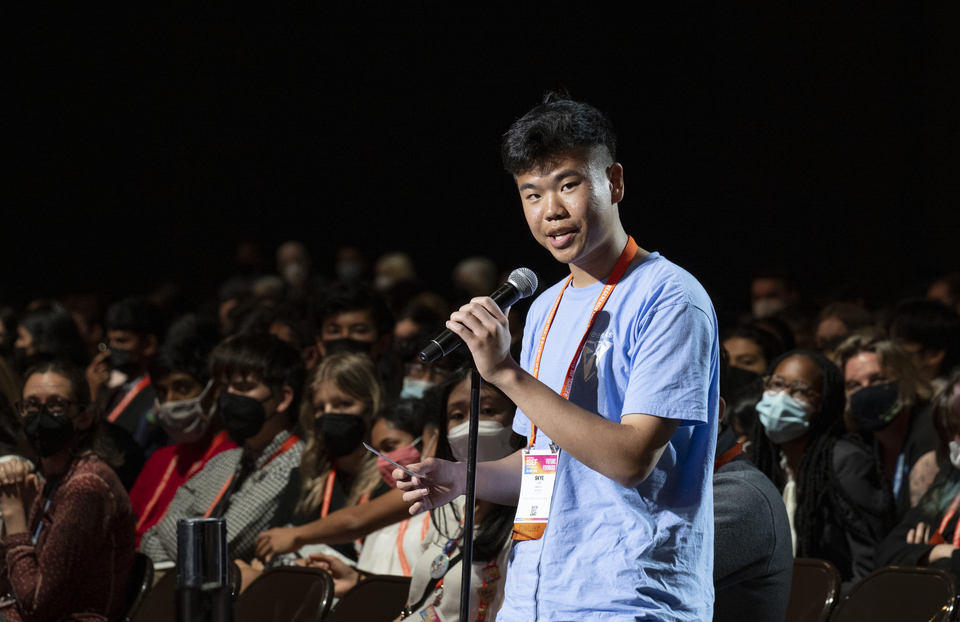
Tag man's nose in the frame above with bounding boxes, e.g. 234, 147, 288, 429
543, 193, 569, 220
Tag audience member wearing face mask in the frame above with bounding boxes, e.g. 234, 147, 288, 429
140, 334, 305, 565
253, 353, 393, 566
835, 332, 938, 519
86, 297, 168, 455
877, 373, 960, 577
308, 366, 520, 621
747, 350, 896, 595
127, 315, 237, 546
0, 361, 135, 622
713, 353, 793, 622
300, 399, 439, 596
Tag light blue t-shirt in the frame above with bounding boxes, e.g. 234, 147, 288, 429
502, 252, 720, 622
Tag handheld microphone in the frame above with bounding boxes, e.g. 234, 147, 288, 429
419, 268, 539, 364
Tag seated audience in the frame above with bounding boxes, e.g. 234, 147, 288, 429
253, 353, 393, 564
714, 355, 793, 622
723, 325, 785, 375
890, 298, 960, 391
311, 367, 519, 621
748, 350, 895, 593
140, 334, 305, 564
128, 315, 237, 545
87, 297, 168, 454
315, 283, 394, 361
835, 332, 937, 517
0, 360, 135, 621
928, 272, 960, 315
877, 373, 960, 575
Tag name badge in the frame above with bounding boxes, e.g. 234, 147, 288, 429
512, 448, 559, 541
420, 604, 445, 621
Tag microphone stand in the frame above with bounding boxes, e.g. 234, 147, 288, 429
460, 367, 481, 622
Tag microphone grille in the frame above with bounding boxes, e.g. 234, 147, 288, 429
506, 268, 539, 299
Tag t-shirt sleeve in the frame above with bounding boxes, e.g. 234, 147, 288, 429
621, 301, 716, 425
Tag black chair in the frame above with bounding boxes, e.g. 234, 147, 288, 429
325, 575, 411, 622
129, 567, 177, 622
785, 558, 841, 622
237, 566, 334, 622
828, 565, 957, 622
119, 552, 154, 622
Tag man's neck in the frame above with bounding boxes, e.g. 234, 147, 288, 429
568, 228, 646, 288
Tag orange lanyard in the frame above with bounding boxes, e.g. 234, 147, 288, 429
107, 375, 152, 423
136, 431, 230, 532
321, 464, 338, 519
396, 512, 432, 577
203, 434, 299, 518
935, 489, 960, 547
713, 442, 744, 471
528, 236, 639, 447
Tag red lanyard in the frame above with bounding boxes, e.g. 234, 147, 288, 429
136, 431, 230, 532
713, 442, 744, 471
203, 434, 300, 518
934, 489, 960, 547
107, 375, 152, 423
528, 236, 639, 447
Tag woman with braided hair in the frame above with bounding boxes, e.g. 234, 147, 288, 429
748, 350, 896, 594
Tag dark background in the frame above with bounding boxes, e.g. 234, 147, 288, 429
6, 4, 959, 325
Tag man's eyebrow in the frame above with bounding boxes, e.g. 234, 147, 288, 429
518, 169, 582, 192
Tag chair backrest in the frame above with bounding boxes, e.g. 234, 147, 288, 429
129, 566, 177, 622
237, 566, 334, 622
325, 575, 411, 622
785, 558, 841, 622
828, 565, 957, 622
119, 552, 154, 622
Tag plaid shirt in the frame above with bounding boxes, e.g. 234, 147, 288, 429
140, 429, 303, 563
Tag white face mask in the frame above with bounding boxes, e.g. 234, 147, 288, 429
752, 298, 786, 319
447, 420, 515, 463
155, 380, 215, 445
950, 440, 960, 471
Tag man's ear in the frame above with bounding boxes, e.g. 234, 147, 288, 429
718, 397, 727, 424
141, 334, 158, 358
924, 349, 946, 373
274, 385, 295, 415
302, 345, 320, 371
608, 162, 624, 204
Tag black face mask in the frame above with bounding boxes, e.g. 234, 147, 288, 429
219, 393, 269, 444
24, 407, 76, 458
315, 413, 366, 458
108, 348, 139, 376
849, 381, 902, 432
323, 338, 374, 357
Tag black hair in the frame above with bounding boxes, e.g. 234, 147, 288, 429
890, 298, 960, 375
501, 91, 617, 177
149, 314, 221, 385
747, 350, 895, 560
18, 301, 89, 369
722, 325, 786, 371
313, 283, 394, 340
753, 316, 796, 352
105, 296, 167, 338
429, 366, 517, 563
209, 334, 306, 421
372, 399, 428, 440
23, 359, 121, 467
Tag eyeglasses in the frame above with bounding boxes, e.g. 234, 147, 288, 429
16, 396, 78, 416
403, 362, 452, 383
763, 375, 821, 403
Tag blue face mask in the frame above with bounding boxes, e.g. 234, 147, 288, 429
756, 390, 813, 444
400, 377, 434, 400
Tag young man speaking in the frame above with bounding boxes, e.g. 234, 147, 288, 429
397, 94, 720, 621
